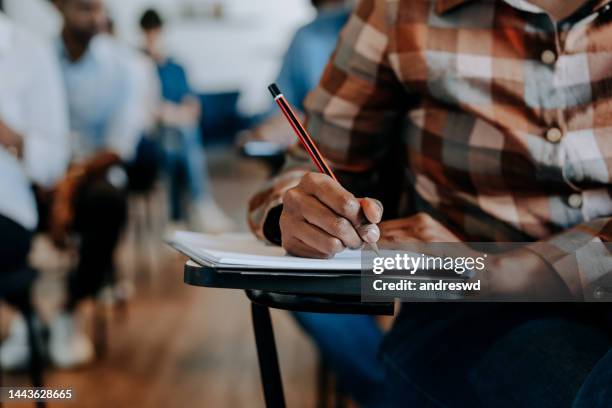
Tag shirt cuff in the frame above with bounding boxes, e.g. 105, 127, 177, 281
526, 217, 612, 300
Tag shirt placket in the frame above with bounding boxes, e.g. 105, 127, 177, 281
536, 10, 591, 213
557, 4, 612, 214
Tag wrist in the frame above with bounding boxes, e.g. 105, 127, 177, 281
0, 123, 24, 158
487, 248, 568, 298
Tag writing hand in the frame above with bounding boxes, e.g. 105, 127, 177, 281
280, 172, 383, 258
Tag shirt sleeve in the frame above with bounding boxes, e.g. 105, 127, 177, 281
22, 39, 70, 188
527, 216, 612, 300
275, 28, 309, 111
176, 64, 195, 100
248, 0, 408, 243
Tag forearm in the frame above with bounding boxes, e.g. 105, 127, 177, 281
159, 100, 200, 127
0, 121, 24, 158
485, 248, 570, 299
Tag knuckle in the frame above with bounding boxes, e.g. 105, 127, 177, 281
327, 237, 344, 254
415, 212, 431, 223
283, 188, 300, 208
301, 172, 320, 186
339, 197, 359, 217
331, 217, 351, 236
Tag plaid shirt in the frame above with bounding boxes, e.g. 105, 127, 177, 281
249, 0, 612, 299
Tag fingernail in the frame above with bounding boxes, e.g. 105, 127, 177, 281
361, 225, 380, 243
372, 198, 383, 212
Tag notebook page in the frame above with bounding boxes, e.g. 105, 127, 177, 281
170, 231, 364, 270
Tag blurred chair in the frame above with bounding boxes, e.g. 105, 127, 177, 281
238, 139, 286, 176
125, 136, 167, 284
198, 91, 248, 146
0, 267, 46, 408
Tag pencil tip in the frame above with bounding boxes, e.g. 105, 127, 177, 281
370, 243, 381, 257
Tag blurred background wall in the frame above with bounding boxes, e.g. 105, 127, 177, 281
3, 0, 314, 116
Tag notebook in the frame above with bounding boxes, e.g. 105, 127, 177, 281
168, 231, 366, 271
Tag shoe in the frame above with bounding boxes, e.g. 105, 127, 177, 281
0, 314, 29, 371
191, 200, 235, 233
48, 312, 94, 369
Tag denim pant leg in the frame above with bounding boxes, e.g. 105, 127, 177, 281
381, 304, 610, 408
471, 318, 610, 408
161, 129, 187, 221
292, 312, 388, 407
180, 126, 212, 203
573, 348, 612, 407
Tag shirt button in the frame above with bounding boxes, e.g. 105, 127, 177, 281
541, 49, 557, 65
546, 127, 563, 143
568, 193, 583, 209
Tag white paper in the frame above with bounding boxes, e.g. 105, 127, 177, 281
169, 231, 365, 271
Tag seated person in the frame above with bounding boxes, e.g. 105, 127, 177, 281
0, 11, 70, 370
104, 15, 163, 196
249, 0, 612, 406
140, 9, 233, 233
42, 0, 151, 368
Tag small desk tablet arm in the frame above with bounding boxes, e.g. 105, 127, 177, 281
184, 261, 394, 408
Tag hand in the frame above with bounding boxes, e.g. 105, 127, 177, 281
379, 213, 462, 246
476, 249, 570, 299
83, 151, 121, 176
158, 98, 200, 127
0, 120, 23, 157
50, 176, 79, 248
280, 172, 383, 258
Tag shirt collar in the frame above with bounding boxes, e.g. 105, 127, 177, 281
57, 34, 104, 66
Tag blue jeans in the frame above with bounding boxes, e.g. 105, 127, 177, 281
161, 126, 212, 220
292, 312, 389, 407
574, 348, 612, 407
380, 303, 611, 407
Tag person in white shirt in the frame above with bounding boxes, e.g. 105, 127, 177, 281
44, 0, 153, 368
0, 11, 70, 370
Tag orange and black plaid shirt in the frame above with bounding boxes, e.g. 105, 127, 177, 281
249, 0, 612, 299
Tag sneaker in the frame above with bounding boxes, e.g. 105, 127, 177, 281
0, 314, 29, 371
48, 312, 94, 369
191, 200, 235, 233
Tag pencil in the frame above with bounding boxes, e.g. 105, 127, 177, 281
268, 83, 381, 256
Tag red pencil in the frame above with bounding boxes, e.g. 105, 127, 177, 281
268, 83, 380, 255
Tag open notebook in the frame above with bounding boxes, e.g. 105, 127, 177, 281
168, 231, 365, 271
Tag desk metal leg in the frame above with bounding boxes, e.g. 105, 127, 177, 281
251, 303, 286, 408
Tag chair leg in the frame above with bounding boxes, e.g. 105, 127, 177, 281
93, 305, 107, 358
22, 311, 45, 408
316, 357, 331, 408
251, 303, 286, 408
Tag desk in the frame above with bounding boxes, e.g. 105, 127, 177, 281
183, 261, 394, 408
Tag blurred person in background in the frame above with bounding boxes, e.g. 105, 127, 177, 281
140, 8, 233, 233
0, 11, 69, 370
240, 0, 352, 148
104, 15, 162, 199
41, 0, 152, 368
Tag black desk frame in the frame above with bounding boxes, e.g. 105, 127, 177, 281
184, 262, 394, 408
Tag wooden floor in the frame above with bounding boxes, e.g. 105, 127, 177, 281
1, 151, 318, 408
